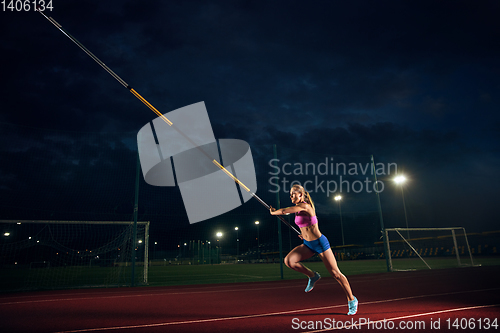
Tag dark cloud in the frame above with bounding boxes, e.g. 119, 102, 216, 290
1, 0, 499, 249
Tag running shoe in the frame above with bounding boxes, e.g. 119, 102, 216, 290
304, 272, 321, 292
347, 296, 358, 315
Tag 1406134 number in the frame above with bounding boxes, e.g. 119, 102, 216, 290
446, 318, 498, 330
1, 0, 53, 11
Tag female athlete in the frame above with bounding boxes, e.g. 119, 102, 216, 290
270, 184, 358, 315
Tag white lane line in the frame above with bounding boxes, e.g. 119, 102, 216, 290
306, 304, 500, 332
0, 268, 486, 304
54, 288, 500, 333
1, 284, 498, 307
55, 304, 346, 333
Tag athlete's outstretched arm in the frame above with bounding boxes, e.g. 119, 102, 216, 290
270, 203, 306, 215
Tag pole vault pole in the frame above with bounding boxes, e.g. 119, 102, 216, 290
37, 9, 300, 235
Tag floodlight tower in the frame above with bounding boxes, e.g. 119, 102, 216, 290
234, 227, 239, 262
255, 221, 260, 259
216, 232, 223, 264
334, 195, 345, 252
394, 175, 409, 239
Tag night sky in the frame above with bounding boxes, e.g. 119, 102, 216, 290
1, 1, 499, 252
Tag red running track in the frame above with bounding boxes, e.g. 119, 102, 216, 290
0, 265, 499, 332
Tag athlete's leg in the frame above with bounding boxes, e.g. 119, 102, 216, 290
284, 244, 316, 278
318, 248, 355, 301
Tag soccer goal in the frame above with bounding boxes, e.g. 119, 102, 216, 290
0, 220, 149, 291
383, 227, 478, 272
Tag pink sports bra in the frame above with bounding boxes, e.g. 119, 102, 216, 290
295, 213, 318, 228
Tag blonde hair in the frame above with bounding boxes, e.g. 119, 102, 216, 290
291, 184, 315, 210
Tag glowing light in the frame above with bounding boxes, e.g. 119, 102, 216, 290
334, 195, 342, 201
394, 175, 407, 184
3, 232, 10, 237
255, 221, 260, 225
216, 232, 223, 238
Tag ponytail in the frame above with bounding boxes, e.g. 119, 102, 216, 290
304, 191, 315, 210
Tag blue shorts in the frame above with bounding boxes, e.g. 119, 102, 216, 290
303, 234, 331, 254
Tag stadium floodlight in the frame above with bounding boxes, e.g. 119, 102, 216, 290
255, 221, 260, 258
394, 175, 409, 237
3, 232, 10, 237
334, 195, 345, 249
234, 227, 240, 260
394, 175, 407, 184
216, 232, 223, 238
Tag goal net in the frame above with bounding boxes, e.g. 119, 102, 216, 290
383, 227, 478, 272
0, 220, 149, 291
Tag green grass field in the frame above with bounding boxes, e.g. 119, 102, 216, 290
146, 257, 500, 287
2, 257, 499, 292
147, 260, 389, 287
